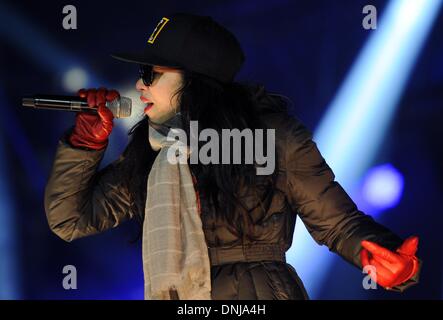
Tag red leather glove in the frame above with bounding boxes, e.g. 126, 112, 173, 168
69, 87, 119, 150
360, 236, 419, 289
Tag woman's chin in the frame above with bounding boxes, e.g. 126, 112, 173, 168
147, 115, 166, 125
149, 114, 177, 125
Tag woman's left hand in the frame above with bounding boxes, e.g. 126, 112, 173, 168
360, 236, 419, 289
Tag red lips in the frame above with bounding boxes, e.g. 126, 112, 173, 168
140, 96, 152, 104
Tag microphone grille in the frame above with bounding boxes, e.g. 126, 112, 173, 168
107, 96, 132, 118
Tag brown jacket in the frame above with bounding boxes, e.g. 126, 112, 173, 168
44, 88, 420, 299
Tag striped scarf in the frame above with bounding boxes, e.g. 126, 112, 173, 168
142, 114, 212, 300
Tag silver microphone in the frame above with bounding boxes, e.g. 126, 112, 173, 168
22, 94, 132, 118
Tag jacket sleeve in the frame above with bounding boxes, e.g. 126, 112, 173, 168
44, 129, 134, 242
284, 116, 421, 292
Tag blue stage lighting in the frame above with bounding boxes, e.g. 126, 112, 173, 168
287, 0, 442, 299
63, 67, 89, 93
0, 135, 21, 299
362, 164, 404, 210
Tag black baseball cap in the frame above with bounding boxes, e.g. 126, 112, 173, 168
111, 13, 245, 83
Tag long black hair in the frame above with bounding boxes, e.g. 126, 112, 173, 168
121, 70, 291, 236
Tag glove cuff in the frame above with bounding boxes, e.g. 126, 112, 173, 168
69, 133, 108, 150
404, 256, 419, 282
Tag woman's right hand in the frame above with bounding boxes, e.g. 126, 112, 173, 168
69, 87, 119, 150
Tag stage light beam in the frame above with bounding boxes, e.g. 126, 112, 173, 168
287, 0, 442, 299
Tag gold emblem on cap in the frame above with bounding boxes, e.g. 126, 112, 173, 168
148, 17, 170, 44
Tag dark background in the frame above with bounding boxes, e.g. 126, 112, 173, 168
0, 0, 441, 299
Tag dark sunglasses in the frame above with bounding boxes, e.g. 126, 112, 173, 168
139, 64, 159, 86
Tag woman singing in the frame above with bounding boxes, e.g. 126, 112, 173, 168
44, 13, 421, 300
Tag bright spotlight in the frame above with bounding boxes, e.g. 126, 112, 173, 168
62, 67, 89, 93
362, 164, 404, 210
